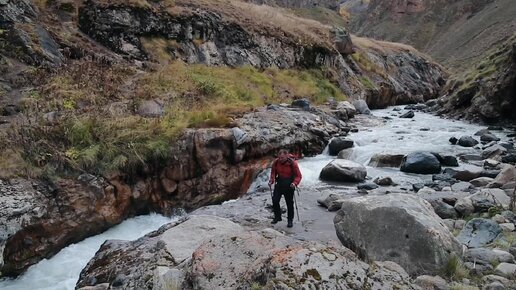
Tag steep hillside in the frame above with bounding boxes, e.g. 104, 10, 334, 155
434, 34, 516, 122
346, 0, 516, 72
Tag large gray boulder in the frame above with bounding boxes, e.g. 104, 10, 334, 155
464, 248, 514, 265
458, 136, 479, 147
400, 152, 441, 174
189, 229, 419, 289
320, 159, 367, 182
457, 218, 502, 248
334, 193, 462, 276
336, 101, 356, 118
470, 189, 511, 212
328, 137, 354, 155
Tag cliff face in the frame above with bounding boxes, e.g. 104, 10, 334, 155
243, 0, 340, 9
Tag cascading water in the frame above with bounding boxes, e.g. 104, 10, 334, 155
0, 214, 179, 290
1, 106, 509, 290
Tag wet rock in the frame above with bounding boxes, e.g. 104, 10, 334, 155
457, 218, 502, 248
328, 137, 354, 155
413, 183, 425, 192
415, 275, 448, 290
320, 159, 367, 182
475, 129, 491, 136
480, 169, 501, 179
481, 133, 501, 142
502, 154, 516, 163
458, 136, 479, 147
444, 165, 483, 181
357, 183, 379, 190
449, 137, 458, 145
498, 142, 514, 150
459, 153, 483, 161
484, 159, 500, 168
374, 176, 395, 186
291, 98, 310, 110
464, 248, 515, 265
399, 110, 415, 118
494, 262, 516, 279
404, 104, 427, 111
334, 193, 461, 276
470, 177, 494, 187
352, 100, 371, 115
441, 155, 459, 167
337, 148, 353, 159
400, 151, 441, 174
368, 153, 405, 168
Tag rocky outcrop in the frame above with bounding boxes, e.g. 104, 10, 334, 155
400, 151, 441, 174
435, 35, 516, 122
78, 0, 446, 108
334, 193, 462, 276
0, 106, 344, 277
77, 215, 419, 289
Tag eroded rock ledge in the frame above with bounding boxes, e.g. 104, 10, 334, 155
0, 105, 345, 277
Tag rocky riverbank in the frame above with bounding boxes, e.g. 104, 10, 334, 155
74, 106, 516, 289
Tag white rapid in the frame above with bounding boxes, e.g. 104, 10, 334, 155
252, 106, 508, 190
0, 214, 179, 290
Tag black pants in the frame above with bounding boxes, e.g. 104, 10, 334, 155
272, 185, 295, 221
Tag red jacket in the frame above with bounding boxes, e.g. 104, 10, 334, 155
270, 158, 302, 186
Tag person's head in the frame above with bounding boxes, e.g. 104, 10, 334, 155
278, 149, 289, 162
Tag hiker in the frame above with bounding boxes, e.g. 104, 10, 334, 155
268, 149, 302, 228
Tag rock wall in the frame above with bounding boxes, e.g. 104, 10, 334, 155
244, 0, 340, 9
0, 105, 345, 276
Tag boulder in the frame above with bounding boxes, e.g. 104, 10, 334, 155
441, 155, 459, 167
433, 200, 458, 219
188, 229, 419, 289
352, 100, 371, 115
337, 148, 354, 159
470, 189, 511, 211
457, 218, 502, 248
481, 133, 501, 142
336, 101, 356, 118
470, 177, 494, 187
334, 193, 462, 276
482, 145, 507, 160
444, 165, 483, 181
458, 136, 479, 147
320, 159, 367, 182
400, 152, 441, 174
502, 154, 516, 163
328, 137, 354, 155
399, 110, 415, 118
494, 263, 516, 279
451, 181, 472, 192
464, 248, 514, 265
500, 223, 515, 232
317, 193, 345, 210
449, 137, 458, 145
414, 275, 448, 290
475, 129, 491, 136
493, 165, 516, 186
368, 154, 405, 168
454, 197, 474, 216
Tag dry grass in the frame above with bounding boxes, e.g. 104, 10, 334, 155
352, 36, 419, 55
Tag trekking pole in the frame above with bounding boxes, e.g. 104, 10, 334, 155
294, 186, 300, 222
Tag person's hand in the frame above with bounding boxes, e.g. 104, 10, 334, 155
290, 183, 296, 189
268, 180, 274, 188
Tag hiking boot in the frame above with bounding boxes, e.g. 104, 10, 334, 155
287, 220, 293, 228
271, 218, 282, 224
